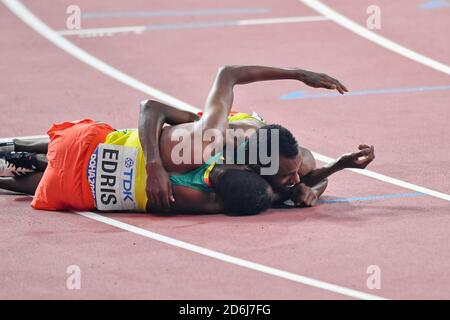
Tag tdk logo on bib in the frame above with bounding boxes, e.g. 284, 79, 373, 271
122, 157, 135, 203
125, 157, 134, 168
93, 144, 138, 211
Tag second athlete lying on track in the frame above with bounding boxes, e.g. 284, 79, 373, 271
139, 65, 374, 212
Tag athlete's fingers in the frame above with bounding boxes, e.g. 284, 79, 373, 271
299, 191, 308, 204
161, 201, 170, 211
308, 193, 317, 206
150, 193, 160, 211
310, 195, 318, 207
329, 77, 346, 94
356, 147, 375, 168
305, 193, 317, 206
153, 188, 165, 212
303, 195, 311, 206
364, 146, 375, 158
352, 152, 370, 168
333, 81, 345, 94
368, 146, 375, 161
339, 82, 349, 92
335, 80, 348, 93
356, 158, 371, 167
298, 191, 313, 206
355, 148, 372, 158
168, 183, 175, 203
358, 144, 371, 150
146, 185, 154, 205
159, 192, 170, 211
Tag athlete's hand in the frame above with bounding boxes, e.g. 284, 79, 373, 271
145, 161, 174, 212
337, 145, 375, 169
299, 70, 348, 94
290, 183, 318, 207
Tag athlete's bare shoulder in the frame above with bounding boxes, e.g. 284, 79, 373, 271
298, 146, 316, 177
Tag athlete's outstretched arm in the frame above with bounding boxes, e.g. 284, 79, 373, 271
139, 99, 200, 212
289, 145, 374, 206
301, 145, 375, 187
200, 65, 348, 139
224, 65, 348, 91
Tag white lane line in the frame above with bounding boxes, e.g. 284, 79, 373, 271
1, 0, 198, 114
300, 0, 450, 75
56, 16, 329, 38
3, 0, 450, 203
58, 25, 147, 37
77, 211, 387, 300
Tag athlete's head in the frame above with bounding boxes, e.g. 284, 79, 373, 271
235, 124, 302, 193
216, 169, 273, 216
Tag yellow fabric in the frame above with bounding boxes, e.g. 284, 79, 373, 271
104, 129, 148, 211
228, 112, 264, 124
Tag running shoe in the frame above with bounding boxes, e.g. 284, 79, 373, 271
0, 151, 37, 177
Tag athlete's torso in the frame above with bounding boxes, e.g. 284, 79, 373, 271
160, 112, 266, 173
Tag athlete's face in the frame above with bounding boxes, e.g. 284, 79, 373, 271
265, 154, 302, 193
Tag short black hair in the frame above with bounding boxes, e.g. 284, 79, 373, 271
216, 169, 272, 216
229, 124, 299, 167
256, 124, 299, 159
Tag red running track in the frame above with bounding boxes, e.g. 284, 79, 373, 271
0, 0, 449, 299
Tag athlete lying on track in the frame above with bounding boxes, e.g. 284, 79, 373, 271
139, 65, 374, 212
0, 65, 375, 215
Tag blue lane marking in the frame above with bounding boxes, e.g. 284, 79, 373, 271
319, 192, 424, 204
419, 0, 450, 9
280, 84, 450, 100
81, 8, 270, 19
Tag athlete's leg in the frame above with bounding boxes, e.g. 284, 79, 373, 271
32, 153, 48, 171
1, 136, 49, 154
13, 137, 49, 154
0, 172, 43, 195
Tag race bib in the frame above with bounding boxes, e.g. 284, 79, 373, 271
87, 143, 138, 211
